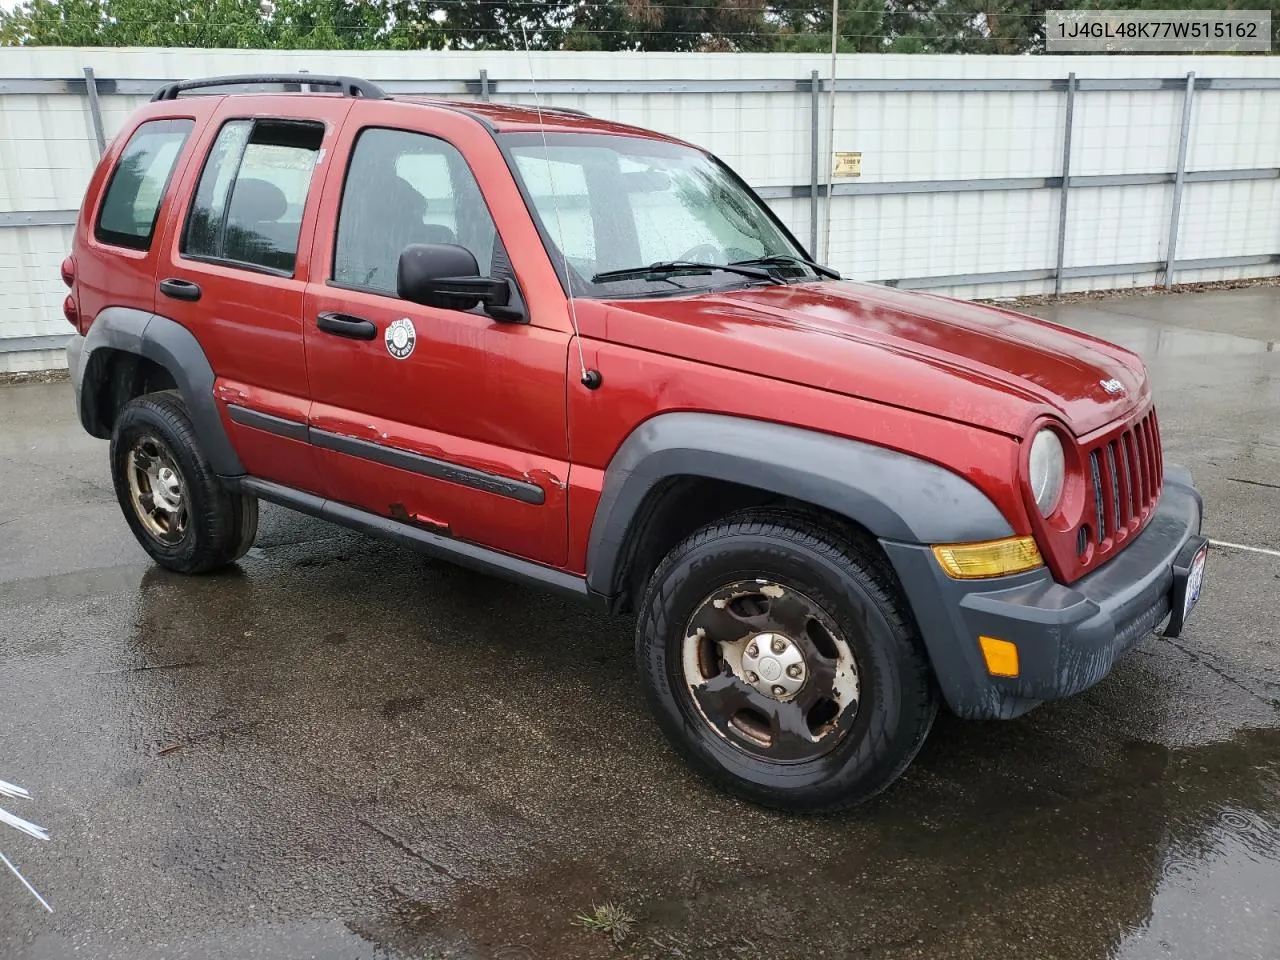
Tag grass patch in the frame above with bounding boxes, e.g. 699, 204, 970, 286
573, 901, 637, 944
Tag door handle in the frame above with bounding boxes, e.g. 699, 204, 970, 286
317, 312, 377, 341
159, 278, 202, 302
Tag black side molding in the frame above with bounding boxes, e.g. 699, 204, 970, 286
220, 406, 546, 506
227, 404, 309, 443
310, 429, 546, 505
238, 477, 593, 605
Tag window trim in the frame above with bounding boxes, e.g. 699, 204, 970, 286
93, 117, 195, 252
180, 252, 294, 279
178, 116, 325, 280
327, 124, 524, 315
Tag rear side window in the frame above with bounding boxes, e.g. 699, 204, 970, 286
182, 119, 324, 276
95, 118, 194, 251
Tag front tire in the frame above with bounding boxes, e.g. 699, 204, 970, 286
636, 509, 937, 813
110, 391, 257, 574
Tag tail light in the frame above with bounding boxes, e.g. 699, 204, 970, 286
60, 255, 80, 329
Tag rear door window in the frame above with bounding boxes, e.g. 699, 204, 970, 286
95, 118, 194, 251
182, 119, 325, 276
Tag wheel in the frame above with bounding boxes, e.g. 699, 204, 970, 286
110, 390, 258, 574
636, 508, 937, 813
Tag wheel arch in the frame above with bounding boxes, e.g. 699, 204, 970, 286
585, 413, 1014, 609
78, 307, 244, 476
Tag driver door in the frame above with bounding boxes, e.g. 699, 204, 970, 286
302, 106, 571, 567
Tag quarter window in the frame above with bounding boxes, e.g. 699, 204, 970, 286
334, 128, 500, 295
182, 119, 324, 275
95, 118, 194, 251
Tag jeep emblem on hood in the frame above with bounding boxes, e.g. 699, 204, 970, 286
1099, 378, 1126, 396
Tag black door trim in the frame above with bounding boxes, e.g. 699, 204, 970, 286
227, 404, 309, 443
223, 405, 546, 506
310, 429, 546, 505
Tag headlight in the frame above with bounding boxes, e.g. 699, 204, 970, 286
1029, 429, 1065, 517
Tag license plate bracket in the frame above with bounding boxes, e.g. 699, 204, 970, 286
1163, 536, 1209, 638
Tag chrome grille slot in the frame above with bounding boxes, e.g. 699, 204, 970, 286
1105, 442, 1121, 535
1135, 419, 1151, 502
1089, 450, 1105, 544
1121, 432, 1137, 518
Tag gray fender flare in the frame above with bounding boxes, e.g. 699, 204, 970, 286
77, 306, 244, 477
584, 412, 1013, 597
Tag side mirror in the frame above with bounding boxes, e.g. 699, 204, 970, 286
396, 243, 517, 319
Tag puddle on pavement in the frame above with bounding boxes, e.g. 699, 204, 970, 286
1028, 311, 1279, 360
345, 728, 1280, 960
4, 545, 1279, 960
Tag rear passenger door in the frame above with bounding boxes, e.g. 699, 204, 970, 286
156, 96, 354, 495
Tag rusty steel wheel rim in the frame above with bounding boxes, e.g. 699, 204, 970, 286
125, 434, 188, 545
680, 579, 861, 763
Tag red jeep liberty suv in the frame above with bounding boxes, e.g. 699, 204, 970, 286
63, 75, 1208, 812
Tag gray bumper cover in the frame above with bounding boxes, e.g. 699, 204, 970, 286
882, 464, 1204, 720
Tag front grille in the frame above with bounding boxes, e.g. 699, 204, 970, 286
1079, 408, 1164, 557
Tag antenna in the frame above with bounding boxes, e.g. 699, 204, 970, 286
518, 23, 601, 390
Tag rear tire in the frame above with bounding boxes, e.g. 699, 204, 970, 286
110, 391, 257, 574
636, 508, 937, 813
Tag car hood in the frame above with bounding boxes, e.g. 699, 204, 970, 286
600, 280, 1149, 437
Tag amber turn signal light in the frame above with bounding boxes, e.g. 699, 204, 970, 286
932, 536, 1044, 579
979, 636, 1020, 678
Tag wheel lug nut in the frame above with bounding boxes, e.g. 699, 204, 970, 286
771, 685, 786, 696
786, 664, 802, 678
746, 644, 759, 658
770, 638, 786, 654
745, 671, 758, 683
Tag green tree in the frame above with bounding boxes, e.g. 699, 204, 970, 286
769, 0, 889, 53
2, 0, 270, 46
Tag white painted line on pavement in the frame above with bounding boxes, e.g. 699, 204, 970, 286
1209, 539, 1280, 558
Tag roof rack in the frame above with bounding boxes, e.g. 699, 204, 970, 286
534, 105, 592, 118
151, 74, 387, 102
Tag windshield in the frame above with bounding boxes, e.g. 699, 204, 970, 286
502, 133, 814, 298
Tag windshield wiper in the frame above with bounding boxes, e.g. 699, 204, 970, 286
591, 260, 785, 286
730, 254, 841, 280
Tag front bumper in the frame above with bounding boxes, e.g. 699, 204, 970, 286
882, 464, 1205, 720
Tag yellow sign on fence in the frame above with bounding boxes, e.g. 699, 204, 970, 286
833, 152, 862, 177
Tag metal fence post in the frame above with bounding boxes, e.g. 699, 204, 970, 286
480, 69, 490, 101
1053, 72, 1076, 296
1164, 71, 1196, 290
809, 69, 820, 256
82, 66, 106, 157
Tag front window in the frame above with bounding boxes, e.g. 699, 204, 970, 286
503, 133, 813, 297
333, 127, 501, 296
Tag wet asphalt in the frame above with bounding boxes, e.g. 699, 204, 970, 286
1, 287, 1278, 960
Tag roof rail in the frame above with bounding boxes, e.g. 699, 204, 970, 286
536, 105, 592, 118
151, 74, 387, 102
